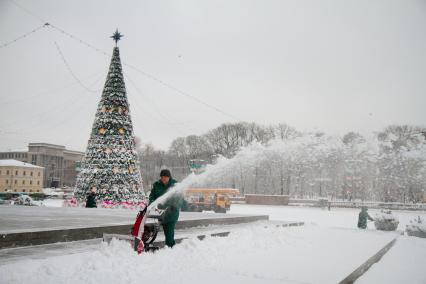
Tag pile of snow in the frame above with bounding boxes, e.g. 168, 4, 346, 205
0, 223, 397, 284
374, 210, 399, 231
12, 195, 42, 206
406, 216, 426, 238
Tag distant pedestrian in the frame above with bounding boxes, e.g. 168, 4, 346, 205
86, 187, 97, 208
357, 206, 373, 229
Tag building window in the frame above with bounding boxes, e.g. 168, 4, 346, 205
38, 172, 40, 177
23, 180, 25, 185
14, 189, 16, 192
30, 181, 32, 185
23, 171, 26, 176
6, 180, 8, 184
32, 155, 37, 165
37, 181, 40, 185
22, 189, 25, 192
6, 170, 9, 175
30, 189, 32, 193
14, 180, 17, 184
15, 171, 18, 175
31, 172, 33, 176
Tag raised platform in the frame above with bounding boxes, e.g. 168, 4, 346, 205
0, 205, 269, 249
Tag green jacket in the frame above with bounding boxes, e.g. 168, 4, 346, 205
85, 193, 97, 208
149, 178, 183, 223
358, 210, 373, 229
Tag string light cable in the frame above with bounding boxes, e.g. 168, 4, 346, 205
0, 23, 49, 49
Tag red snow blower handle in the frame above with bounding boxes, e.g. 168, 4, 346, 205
131, 207, 147, 237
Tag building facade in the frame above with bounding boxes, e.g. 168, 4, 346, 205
0, 160, 44, 193
0, 143, 84, 188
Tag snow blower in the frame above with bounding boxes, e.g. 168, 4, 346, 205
103, 204, 164, 254
131, 205, 164, 254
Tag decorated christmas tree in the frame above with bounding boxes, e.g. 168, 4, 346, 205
74, 30, 144, 208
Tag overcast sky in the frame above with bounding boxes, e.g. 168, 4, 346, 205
0, 0, 425, 152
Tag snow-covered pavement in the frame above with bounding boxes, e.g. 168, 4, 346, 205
357, 236, 426, 284
229, 204, 426, 231
0, 204, 425, 284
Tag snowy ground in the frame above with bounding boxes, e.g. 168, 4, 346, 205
357, 236, 426, 284
0, 204, 425, 284
229, 204, 426, 231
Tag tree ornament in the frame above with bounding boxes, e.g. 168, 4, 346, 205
118, 128, 125, 135
111, 29, 123, 45
99, 128, 106, 134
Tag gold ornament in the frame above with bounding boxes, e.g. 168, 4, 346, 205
99, 128, 106, 134
118, 128, 125, 135
113, 167, 119, 174
128, 167, 134, 173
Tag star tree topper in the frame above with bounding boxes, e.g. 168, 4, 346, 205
111, 29, 123, 45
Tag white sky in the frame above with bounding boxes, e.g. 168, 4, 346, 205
0, 0, 425, 151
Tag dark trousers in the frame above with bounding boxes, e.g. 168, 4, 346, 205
162, 222, 177, 248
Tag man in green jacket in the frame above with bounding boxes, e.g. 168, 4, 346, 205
358, 206, 374, 229
149, 169, 183, 248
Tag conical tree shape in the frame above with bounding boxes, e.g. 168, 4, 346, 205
75, 46, 144, 205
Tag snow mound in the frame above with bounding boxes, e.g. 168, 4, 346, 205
406, 216, 426, 238
374, 210, 399, 231
0, 223, 396, 284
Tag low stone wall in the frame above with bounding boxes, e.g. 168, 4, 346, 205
0, 214, 269, 249
245, 194, 289, 205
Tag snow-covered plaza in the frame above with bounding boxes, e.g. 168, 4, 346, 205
1, 204, 425, 284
